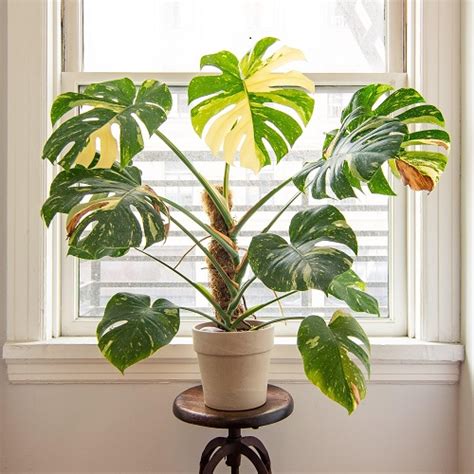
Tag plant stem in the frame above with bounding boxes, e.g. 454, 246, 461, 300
223, 163, 231, 203
233, 191, 302, 285
262, 191, 301, 233
230, 177, 292, 237
174, 236, 210, 269
250, 316, 306, 331
234, 253, 248, 285
155, 129, 234, 229
135, 248, 232, 326
160, 196, 239, 261
227, 275, 257, 315
230, 291, 298, 329
180, 307, 231, 331
272, 289, 286, 319
169, 215, 237, 296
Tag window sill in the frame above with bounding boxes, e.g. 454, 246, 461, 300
2, 337, 464, 384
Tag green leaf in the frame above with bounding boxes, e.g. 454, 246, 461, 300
294, 114, 407, 199
374, 87, 425, 115
328, 270, 380, 315
97, 293, 179, 373
322, 129, 338, 156
295, 84, 450, 197
367, 167, 396, 196
396, 104, 445, 126
188, 37, 315, 173
41, 164, 168, 259
329, 310, 371, 375
248, 205, 355, 292
341, 83, 394, 122
289, 206, 358, 253
403, 129, 450, 149
297, 312, 370, 414
43, 78, 172, 169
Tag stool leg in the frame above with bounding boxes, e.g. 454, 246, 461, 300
201, 443, 234, 474
225, 428, 242, 474
199, 430, 272, 474
199, 437, 226, 474
242, 436, 272, 472
239, 444, 270, 474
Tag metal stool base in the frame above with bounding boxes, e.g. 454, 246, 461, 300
199, 428, 271, 474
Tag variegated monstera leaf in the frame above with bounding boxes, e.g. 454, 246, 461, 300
298, 312, 370, 414
97, 293, 180, 373
43, 78, 172, 169
248, 205, 379, 315
294, 84, 449, 197
188, 37, 315, 173
41, 164, 168, 259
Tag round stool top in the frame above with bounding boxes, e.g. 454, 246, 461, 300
173, 385, 294, 429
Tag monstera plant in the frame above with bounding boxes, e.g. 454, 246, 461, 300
41, 38, 449, 413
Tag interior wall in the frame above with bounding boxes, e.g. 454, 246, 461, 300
460, 0, 474, 472
1, 382, 460, 474
0, 2, 463, 473
1, 0, 8, 471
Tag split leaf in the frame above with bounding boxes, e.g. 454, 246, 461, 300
189, 37, 315, 173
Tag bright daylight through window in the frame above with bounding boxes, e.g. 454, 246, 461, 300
62, 0, 402, 335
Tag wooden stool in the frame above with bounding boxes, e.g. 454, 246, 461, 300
173, 385, 294, 474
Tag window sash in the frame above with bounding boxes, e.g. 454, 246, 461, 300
58, 70, 408, 337
63, 0, 406, 74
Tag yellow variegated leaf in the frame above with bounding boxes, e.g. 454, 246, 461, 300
245, 46, 314, 92
297, 313, 370, 414
75, 123, 118, 168
294, 84, 450, 198
189, 37, 315, 173
43, 78, 172, 169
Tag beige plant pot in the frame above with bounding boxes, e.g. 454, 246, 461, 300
192, 322, 274, 411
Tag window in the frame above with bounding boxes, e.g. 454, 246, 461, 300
60, 0, 408, 337
81, 0, 388, 73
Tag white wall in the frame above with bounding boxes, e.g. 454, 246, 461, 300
0, 383, 460, 474
1, 0, 8, 471
0, 1, 464, 473
459, 0, 474, 472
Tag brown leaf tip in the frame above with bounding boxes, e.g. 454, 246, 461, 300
396, 160, 434, 192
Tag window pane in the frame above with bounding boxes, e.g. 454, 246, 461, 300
78, 87, 389, 321
82, 0, 387, 73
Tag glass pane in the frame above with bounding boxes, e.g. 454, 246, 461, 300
82, 0, 387, 72
78, 86, 389, 321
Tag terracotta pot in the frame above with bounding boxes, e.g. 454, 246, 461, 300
192, 322, 274, 411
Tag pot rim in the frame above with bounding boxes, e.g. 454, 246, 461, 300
193, 320, 274, 357
193, 320, 273, 334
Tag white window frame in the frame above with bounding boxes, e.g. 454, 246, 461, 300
3, 0, 463, 384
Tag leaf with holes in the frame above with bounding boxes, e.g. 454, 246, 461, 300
41, 164, 168, 259
293, 113, 407, 199
43, 78, 172, 169
297, 312, 370, 414
294, 84, 450, 197
248, 206, 356, 292
189, 37, 315, 173
97, 293, 180, 373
